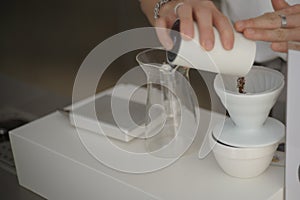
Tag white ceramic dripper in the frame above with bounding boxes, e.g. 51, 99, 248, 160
214, 66, 284, 129
209, 66, 285, 178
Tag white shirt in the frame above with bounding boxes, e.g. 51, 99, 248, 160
221, 0, 300, 62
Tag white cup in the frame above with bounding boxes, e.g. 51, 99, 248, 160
167, 20, 256, 76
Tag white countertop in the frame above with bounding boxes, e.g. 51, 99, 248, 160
11, 109, 284, 200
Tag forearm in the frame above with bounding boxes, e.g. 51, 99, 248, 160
140, 0, 158, 26
139, 0, 233, 51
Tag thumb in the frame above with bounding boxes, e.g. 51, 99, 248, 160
271, 0, 290, 11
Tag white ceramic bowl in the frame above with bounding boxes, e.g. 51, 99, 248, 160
214, 66, 284, 129
209, 131, 278, 178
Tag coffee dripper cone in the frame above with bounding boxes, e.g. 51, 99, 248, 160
214, 66, 284, 129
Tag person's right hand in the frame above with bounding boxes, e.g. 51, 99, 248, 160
153, 0, 234, 51
234, 0, 300, 52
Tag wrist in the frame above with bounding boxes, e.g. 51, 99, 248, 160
154, 0, 174, 19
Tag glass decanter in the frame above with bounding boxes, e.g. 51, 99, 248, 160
136, 48, 199, 158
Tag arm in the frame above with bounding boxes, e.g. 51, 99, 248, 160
140, 0, 159, 26
139, 0, 234, 51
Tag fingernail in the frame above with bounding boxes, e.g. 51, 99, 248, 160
224, 40, 233, 50
271, 43, 286, 52
204, 40, 213, 51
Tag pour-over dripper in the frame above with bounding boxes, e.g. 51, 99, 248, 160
210, 66, 285, 177
213, 66, 285, 148
214, 66, 284, 129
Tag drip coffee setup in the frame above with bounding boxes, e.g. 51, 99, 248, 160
211, 66, 285, 178
159, 19, 285, 178
8, 19, 295, 200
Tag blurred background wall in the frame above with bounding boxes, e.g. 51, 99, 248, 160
0, 0, 149, 98
0, 0, 210, 118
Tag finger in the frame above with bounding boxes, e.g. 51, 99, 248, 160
282, 13, 300, 28
157, 2, 178, 27
155, 18, 174, 50
276, 4, 300, 15
194, 7, 214, 50
235, 10, 300, 31
271, 0, 290, 11
271, 42, 288, 52
176, 4, 194, 39
235, 12, 282, 31
235, 4, 300, 31
286, 41, 300, 51
243, 27, 300, 42
213, 13, 234, 50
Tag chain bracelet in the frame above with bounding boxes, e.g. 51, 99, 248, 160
154, 0, 173, 19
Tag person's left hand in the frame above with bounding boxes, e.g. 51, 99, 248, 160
234, 0, 300, 52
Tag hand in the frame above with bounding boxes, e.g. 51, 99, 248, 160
235, 0, 300, 52
150, 0, 234, 51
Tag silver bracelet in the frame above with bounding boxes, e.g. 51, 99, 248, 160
154, 0, 173, 19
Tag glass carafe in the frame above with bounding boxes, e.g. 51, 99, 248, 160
136, 48, 199, 158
